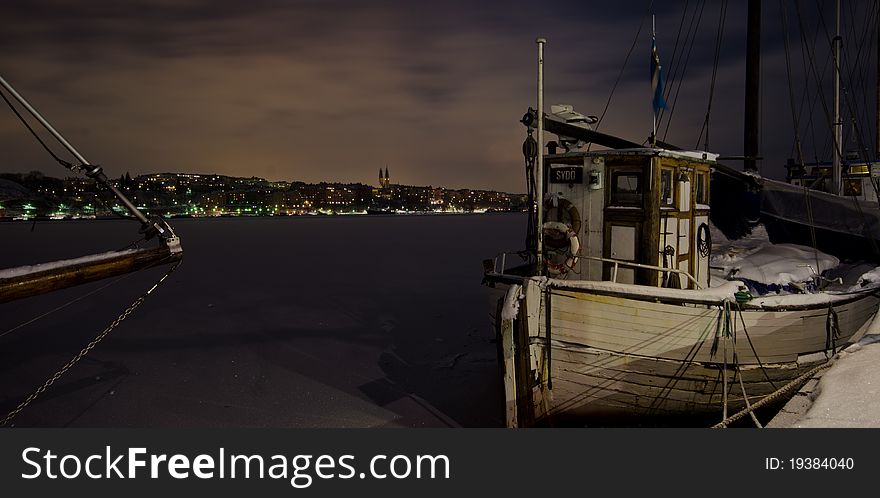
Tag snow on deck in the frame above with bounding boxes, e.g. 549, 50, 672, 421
710, 224, 839, 286
710, 224, 880, 300
0, 249, 139, 279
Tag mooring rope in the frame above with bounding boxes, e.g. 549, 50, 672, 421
712, 361, 832, 429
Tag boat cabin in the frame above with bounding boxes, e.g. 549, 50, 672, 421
784, 157, 880, 203
543, 148, 715, 289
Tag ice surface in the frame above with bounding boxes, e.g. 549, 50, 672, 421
0, 214, 528, 427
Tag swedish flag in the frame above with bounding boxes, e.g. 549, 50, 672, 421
651, 36, 667, 113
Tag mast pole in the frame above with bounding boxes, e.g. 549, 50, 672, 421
876, 5, 879, 159
652, 15, 657, 146
832, 0, 842, 195
536, 37, 546, 275
744, 0, 761, 172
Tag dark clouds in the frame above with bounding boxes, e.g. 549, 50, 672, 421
0, 1, 875, 191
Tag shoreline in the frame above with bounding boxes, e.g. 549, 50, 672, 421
0, 210, 527, 223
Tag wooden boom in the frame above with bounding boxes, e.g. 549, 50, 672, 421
0, 245, 182, 304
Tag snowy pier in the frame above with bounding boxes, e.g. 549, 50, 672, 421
768, 314, 880, 428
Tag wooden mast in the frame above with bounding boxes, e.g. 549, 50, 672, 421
744, 0, 761, 172
831, 0, 842, 195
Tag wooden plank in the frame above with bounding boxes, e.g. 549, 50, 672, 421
0, 246, 182, 304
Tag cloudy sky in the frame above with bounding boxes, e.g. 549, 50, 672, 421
0, 1, 876, 192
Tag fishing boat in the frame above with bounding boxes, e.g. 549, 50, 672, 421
0, 75, 183, 426
483, 37, 880, 428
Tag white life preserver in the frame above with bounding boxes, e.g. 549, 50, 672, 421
542, 221, 580, 276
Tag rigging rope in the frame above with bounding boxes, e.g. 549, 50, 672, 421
660, 0, 699, 122
695, 0, 728, 150
0, 87, 76, 171
781, 0, 807, 167
0, 269, 138, 341
661, 0, 706, 142
595, 0, 655, 132
795, 1, 839, 163
792, 0, 880, 242
805, 0, 880, 258
780, 0, 824, 274
736, 365, 764, 428
734, 303, 778, 391
730, 310, 763, 428
522, 131, 538, 266
842, 0, 878, 145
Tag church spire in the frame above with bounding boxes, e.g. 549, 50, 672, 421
379, 166, 390, 189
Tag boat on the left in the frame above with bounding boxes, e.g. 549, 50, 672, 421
0, 74, 183, 425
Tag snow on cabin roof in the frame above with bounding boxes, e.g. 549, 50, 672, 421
546, 148, 719, 163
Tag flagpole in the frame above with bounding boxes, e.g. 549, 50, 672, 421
652, 14, 657, 147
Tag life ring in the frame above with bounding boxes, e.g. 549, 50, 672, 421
543, 196, 581, 249
542, 221, 580, 276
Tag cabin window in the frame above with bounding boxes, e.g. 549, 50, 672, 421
660, 169, 674, 206
695, 172, 708, 204
844, 179, 862, 197
610, 171, 643, 206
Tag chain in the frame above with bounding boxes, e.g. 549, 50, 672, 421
0, 259, 181, 427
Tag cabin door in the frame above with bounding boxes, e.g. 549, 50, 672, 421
603, 165, 645, 284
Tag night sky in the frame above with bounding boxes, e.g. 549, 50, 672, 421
1, 1, 876, 192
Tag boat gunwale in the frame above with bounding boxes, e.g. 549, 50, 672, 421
484, 271, 880, 311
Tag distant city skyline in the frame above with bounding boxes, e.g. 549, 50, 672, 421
0, 169, 526, 219
0, 1, 874, 192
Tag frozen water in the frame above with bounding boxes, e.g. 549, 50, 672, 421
0, 214, 526, 427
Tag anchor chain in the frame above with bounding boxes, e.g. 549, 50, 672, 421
1, 259, 181, 427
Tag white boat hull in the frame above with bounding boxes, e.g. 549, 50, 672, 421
490, 276, 880, 426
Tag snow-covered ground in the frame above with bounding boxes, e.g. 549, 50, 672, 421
790, 330, 880, 428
